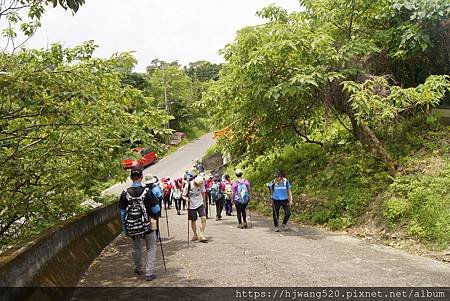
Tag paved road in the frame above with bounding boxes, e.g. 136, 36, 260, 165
103, 133, 215, 196
78, 133, 450, 288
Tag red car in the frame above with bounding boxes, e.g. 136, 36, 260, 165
122, 147, 158, 169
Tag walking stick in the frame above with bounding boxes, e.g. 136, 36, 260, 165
248, 206, 252, 228
270, 197, 280, 230
187, 211, 190, 244
156, 219, 167, 272
163, 198, 170, 237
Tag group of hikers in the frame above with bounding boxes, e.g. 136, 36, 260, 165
118, 162, 293, 281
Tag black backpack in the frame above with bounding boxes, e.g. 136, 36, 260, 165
124, 188, 151, 236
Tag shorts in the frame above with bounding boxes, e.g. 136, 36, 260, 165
188, 205, 206, 221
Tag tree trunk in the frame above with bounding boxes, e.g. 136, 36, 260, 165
322, 80, 399, 176
348, 113, 398, 176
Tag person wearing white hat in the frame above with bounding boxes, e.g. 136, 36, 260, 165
182, 174, 208, 242
144, 174, 163, 216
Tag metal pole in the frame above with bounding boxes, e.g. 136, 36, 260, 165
187, 211, 190, 244
162, 64, 170, 130
164, 199, 170, 237
156, 220, 167, 272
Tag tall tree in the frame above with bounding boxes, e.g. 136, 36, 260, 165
205, 1, 450, 176
185, 61, 222, 81
146, 61, 193, 130
0, 42, 171, 249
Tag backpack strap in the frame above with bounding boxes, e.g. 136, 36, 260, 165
125, 187, 148, 202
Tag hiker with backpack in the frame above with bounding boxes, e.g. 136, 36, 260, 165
222, 173, 233, 216
144, 175, 163, 217
205, 174, 215, 205
232, 169, 251, 229
172, 177, 184, 215
210, 173, 225, 221
182, 172, 208, 242
162, 178, 173, 209
119, 166, 161, 281
267, 169, 293, 232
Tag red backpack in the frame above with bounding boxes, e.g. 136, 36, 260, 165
163, 183, 172, 198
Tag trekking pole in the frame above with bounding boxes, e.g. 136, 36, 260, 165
164, 198, 170, 237
187, 208, 190, 244
270, 198, 280, 230
156, 219, 167, 272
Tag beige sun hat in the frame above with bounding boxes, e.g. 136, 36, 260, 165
143, 174, 158, 185
194, 175, 204, 186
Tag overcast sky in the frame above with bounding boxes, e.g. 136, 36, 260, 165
25, 0, 301, 72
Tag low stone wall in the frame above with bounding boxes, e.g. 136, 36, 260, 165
202, 152, 224, 172
0, 203, 121, 300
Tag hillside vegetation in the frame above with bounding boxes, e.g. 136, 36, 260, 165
205, 0, 450, 253
243, 116, 449, 252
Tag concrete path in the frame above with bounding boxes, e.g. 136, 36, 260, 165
103, 133, 215, 196
77, 207, 450, 287
77, 133, 450, 288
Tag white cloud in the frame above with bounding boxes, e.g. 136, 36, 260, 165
26, 0, 301, 71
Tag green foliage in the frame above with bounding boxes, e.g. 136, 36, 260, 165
1, 1, 86, 52
185, 61, 222, 82
0, 42, 171, 250
343, 75, 450, 125
145, 60, 212, 132
383, 197, 411, 225
205, 0, 449, 176
245, 113, 448, 249
384, 159, 450, 248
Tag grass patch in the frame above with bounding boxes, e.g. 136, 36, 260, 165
243, 116, 449, 250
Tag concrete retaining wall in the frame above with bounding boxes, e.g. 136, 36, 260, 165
0, 203, 121, 300
202, 152, 224, 172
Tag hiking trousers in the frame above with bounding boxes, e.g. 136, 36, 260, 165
224, 198, 233, 215
131, 231, 157, 276
215, 198, 224, 218
272, 200, 291, 227
235, 202, 248, 224
174, 197, 182, 212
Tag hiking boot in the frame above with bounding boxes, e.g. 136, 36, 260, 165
275, 226, 281, 232
177, 211, 181, 215
134, 269, 144, 276
281, 224, 289, 231
145, 274, 156, 281
243, 222, 248, 229
237, 223, 243, 229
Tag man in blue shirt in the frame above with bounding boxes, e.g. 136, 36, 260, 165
267, 170, 293, 232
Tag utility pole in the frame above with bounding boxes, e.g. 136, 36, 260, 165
161, 63, 171, 145
162, 64, 169, 129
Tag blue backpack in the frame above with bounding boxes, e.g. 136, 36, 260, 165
235, 180, 249, 204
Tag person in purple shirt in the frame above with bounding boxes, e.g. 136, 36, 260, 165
231, 169, 251, 229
